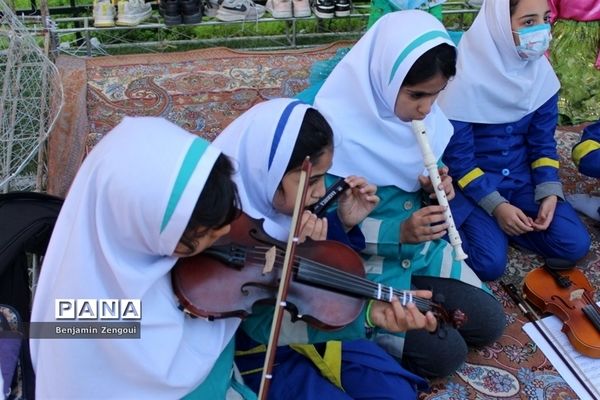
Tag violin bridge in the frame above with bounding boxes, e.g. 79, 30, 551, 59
262, 246, 277, 274
569, 288, 584, 301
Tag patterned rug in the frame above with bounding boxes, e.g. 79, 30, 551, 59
47, 44, 352, 196
47, 46, 600, 400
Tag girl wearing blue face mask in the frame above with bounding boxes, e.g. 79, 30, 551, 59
436, 0, 591, 281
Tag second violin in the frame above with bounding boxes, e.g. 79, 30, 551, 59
523, 266, 600, 358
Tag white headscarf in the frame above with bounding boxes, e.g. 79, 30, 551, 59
437, 0, 560, 123
30, 117, 240, 399
313, 10, 456, 192
213, 98, 312, 241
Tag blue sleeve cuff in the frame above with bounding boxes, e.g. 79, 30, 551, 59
326, 210, 366, 252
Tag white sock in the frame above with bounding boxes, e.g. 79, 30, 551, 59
566, 194, 600, 221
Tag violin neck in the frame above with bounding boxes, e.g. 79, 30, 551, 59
295, 262, 433, 313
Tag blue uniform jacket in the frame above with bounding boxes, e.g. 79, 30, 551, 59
572, 120, 600, 179
443, 93, 563, 217
325, 210, 366, 252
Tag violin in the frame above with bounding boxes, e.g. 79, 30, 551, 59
172, 212, 467, 330
522, 265, 600, 358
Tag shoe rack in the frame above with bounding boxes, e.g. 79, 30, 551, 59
31, 1, 478, 57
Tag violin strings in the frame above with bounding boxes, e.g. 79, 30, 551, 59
242, 246, 432, 311
582, 292, 600, 311
580, 292, 600, 331
246, 249, 375, 299
277, 249, 433, 310
245, 247, 402, 302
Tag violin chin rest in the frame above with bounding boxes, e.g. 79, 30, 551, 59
544, 258, 576, 271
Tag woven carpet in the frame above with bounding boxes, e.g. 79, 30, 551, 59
47, 44, 352, 196
47, 45, 599, 400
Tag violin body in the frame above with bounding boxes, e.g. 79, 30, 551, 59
172, 212, 366, 330
523, 267, 600, 358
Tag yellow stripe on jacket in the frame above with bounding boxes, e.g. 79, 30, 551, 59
458, 167, 484, 189
572, 139, 600, 166
531, 157, 559, 169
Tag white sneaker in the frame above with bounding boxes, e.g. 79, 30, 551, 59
566, 194, 600, 221
204, 0, 220, 16
292, 0, 310, 17
266, 0, 292, 18
116, 0, 153, 26
93, 0, 116, 27
216, 0, 265, 21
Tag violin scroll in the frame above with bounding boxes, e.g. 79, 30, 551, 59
424, 293, 467, 329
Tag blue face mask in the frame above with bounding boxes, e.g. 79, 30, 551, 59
514, 23, 552, 60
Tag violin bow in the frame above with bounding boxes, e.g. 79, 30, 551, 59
258, 157, 313, 400
501, 281, 599, 399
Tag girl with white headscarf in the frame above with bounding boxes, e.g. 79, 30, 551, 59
214, 98, 428, 399
437, 0, 590, 281
302, 10, 506, 378
30, 117, 252, 399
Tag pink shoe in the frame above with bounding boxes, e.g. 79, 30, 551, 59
292, 0, 310, 17
266, 0, 292, 18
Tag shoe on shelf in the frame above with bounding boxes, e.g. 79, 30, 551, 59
116, 0, 153, 25
334, 0, 350, 17
203, 0, 220, 16
162, 0, 183, 25
292, 0, 310, 17
181, 0, 202, 23
266, 0, 292, 18
216, 0, 265, 21
312, 0, 334, 18
93, 0, 116, 27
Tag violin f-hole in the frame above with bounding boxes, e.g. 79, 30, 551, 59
284, 303, 302, 323
549, 294, 578, 310
249, 226, 277, 247
240, 282, 277, 297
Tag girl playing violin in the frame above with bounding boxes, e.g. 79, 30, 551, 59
30, 117, 251, 399
213, 98, 430, 399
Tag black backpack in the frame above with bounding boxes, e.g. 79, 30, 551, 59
0, 192, 63, 399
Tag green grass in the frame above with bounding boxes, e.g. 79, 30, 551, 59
14, 0, 79, 10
